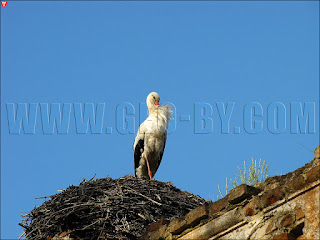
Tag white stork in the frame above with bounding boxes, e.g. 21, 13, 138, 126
133, 92, 173, 180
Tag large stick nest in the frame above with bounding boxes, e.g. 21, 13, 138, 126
20, 176, 206, 239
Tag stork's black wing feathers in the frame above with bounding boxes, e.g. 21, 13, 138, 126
155, 133, 167, 173
134, 139, 144, 176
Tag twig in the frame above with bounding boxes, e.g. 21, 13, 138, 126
88, 173, 97, 182
18, 231, 25, 240
126, 188, 162, 206
50, 202, 95, 215
35, 196, 50, 200
81, 218, 102, 230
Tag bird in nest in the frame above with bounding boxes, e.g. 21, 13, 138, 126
133, 92, 173, 180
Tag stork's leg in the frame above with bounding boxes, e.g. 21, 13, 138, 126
145, 157, 152, 180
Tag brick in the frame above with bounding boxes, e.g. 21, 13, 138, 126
143, 219, 170, 239
245, 207, 254, 216
267, 194, 278, 205
146, 224, 167, 240
227, 184, 259, 204
295, 208, 305, 220
165, 217, 187, 235
208, 198, 228, 216
146, 218, 169, 231
261, 188, 285, 207
273, 233, 295, 240
184, 204, 207, 226
243, 197, 259, 216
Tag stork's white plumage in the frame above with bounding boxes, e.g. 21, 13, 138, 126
133, 92, 173, 180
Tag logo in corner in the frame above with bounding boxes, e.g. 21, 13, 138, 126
1, 1, 7, 7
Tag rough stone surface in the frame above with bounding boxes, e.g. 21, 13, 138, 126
142, 146, 320, 240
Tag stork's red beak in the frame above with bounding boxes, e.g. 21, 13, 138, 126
155, 102, 159, 106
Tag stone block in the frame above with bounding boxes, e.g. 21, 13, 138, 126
208, 198, 228, 216
228, 184, 259, 204
185, 204, 208, 226
165, 217, 187, 235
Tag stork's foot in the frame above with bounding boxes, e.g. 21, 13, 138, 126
146, 157, 153, 180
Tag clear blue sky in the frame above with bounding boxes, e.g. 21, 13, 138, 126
1, 1, 319, 238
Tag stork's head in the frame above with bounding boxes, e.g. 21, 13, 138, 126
146, 92, 160, 109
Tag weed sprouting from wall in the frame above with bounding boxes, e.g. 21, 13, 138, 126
217, 158, 269, 199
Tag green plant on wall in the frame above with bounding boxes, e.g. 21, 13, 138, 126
217, 158, 269, 199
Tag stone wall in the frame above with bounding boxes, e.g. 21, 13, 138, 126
143, 146, 320, 240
